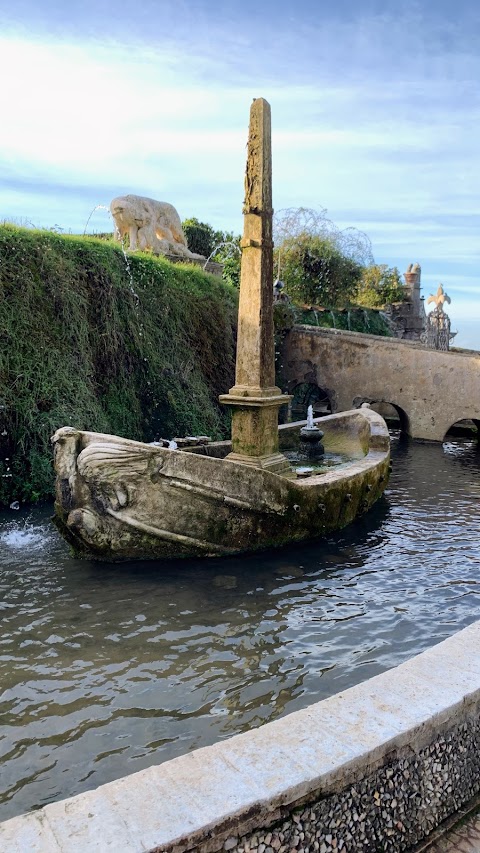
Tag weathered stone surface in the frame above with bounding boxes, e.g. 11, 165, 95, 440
234, 97, 275, 392
110, 194, 204, 259
51, 408, 389, 561
219, 97, 291, 472
280, 325, 480, 441
429, 807, 480, 852
385, 262, 425, 341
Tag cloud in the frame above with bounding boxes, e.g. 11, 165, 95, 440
1, 4, 479, 338
0, 36, 243, 166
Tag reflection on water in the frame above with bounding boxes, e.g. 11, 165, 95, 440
1, 436, 480, 820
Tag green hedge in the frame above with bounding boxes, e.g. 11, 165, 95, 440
0, 226, 237, 505
273, 302, 393, 337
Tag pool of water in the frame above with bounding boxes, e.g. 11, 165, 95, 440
1, 435, 480, 821
285, 448, 353, 474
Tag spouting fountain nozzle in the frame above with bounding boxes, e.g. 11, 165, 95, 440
299, 405, 324, 458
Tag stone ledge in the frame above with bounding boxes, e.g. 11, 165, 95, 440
2, 622, 480, 852
294, 324, 480, 359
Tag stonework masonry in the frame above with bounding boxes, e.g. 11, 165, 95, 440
1, 621, 480, 852
225, 716, 480, 853
386, 262, 426, 341
280, 325, 480, 441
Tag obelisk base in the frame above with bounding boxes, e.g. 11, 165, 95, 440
225, 450, 292, 476
219, 390, 293, 477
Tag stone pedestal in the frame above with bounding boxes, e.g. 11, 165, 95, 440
220, 391, 291, 473
219, 98, 291, 475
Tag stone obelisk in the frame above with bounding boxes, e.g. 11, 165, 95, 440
219, 98, 292, 474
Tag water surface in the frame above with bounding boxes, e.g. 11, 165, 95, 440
1, 435, 479, 820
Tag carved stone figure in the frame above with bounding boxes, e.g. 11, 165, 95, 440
426, 284, 451, 312
110, 194, 205, 259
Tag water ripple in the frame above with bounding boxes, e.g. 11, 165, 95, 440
1, 437, 480, 819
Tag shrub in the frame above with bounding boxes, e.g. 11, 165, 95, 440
0, 225, 237, 505
277, 233, 364, 308
182, 217, 216, 258
356, 264, 406, 308
273, 208, 372, 309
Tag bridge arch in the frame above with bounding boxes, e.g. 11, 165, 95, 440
443, 418, 480, 441
354, 399, 410, 435
289, 382, 332, 421
280, 327, 480, 441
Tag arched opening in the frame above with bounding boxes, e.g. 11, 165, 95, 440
443, 419, 480, 440
290, 382, 332, 421
360, 400, 410, 435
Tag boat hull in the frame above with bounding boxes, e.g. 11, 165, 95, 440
52, 409, 390, 562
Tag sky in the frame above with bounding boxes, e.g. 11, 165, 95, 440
1, 0, 479, 348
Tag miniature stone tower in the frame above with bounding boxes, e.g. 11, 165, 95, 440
401, 263, 426, 340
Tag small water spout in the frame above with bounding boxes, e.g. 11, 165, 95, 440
83, 205, 111, 236
117, 231, 140, 305
330, 310, 336, 329
203, 241, 241, 270
168, 439, 178, 450
83, 204, 139, 305
306, 404, 315, 429
347, 310, 351, 331
299, 405, 324, 459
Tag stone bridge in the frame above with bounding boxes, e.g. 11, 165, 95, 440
280, 326, 480, 441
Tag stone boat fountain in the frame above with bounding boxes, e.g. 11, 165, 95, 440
52, 99, 390, 561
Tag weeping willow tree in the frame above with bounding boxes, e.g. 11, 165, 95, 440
273, 207, 374, 308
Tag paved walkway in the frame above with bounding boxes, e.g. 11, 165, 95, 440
427, 810, 480, 852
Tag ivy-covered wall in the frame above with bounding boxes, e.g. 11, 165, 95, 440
0, 226, 237, 505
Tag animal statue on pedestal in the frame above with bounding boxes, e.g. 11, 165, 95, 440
110, 194, 205, 259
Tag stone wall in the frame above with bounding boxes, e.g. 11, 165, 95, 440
1, 622, 480, 852
280, 325, 480, 441
225, 715, 480, 853
383, 298, 426, 340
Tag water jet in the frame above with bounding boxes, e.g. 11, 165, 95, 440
299, 404, 325, 459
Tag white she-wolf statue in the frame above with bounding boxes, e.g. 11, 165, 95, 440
110, 194, 205, 259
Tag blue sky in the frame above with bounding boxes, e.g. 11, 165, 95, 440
1, 0, 479, 347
